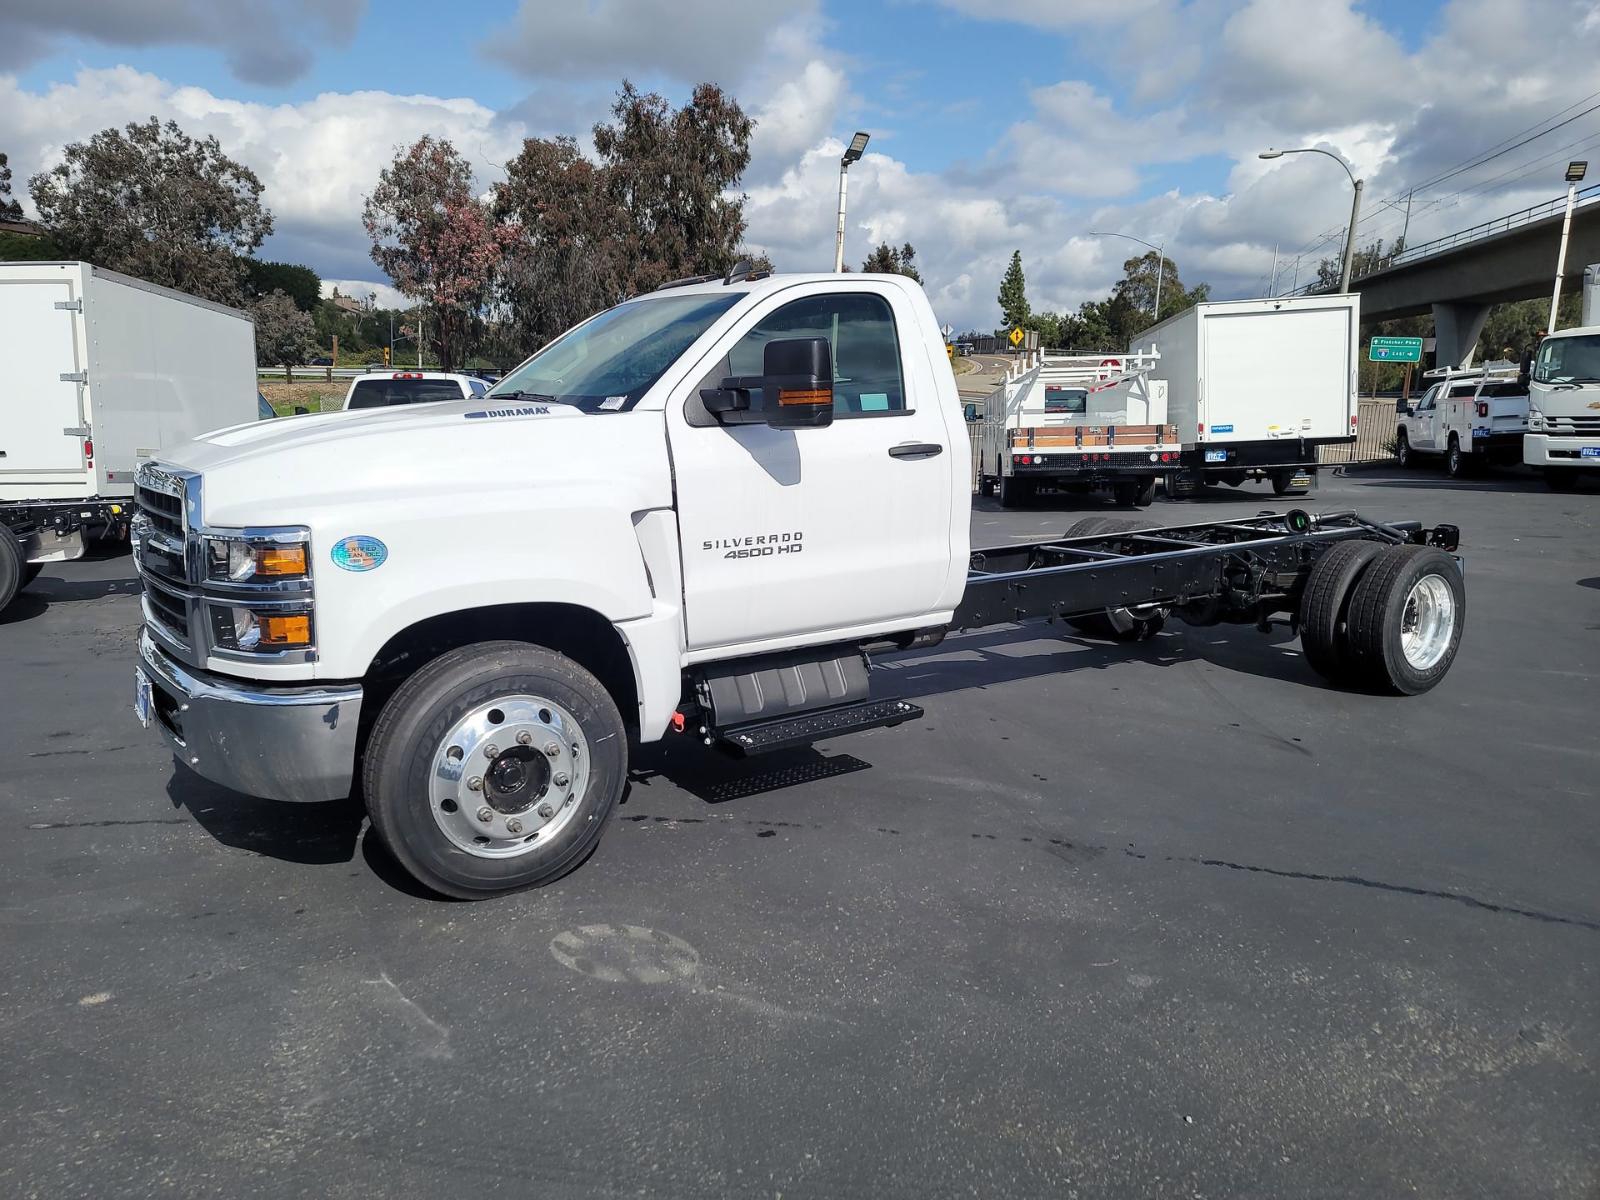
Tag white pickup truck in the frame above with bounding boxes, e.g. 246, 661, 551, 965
1395, 367, 1528, 478
131, 271, 1468, 898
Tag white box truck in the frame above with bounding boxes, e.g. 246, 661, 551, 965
0, 261, 258, 611
1130, 295, 1359, 497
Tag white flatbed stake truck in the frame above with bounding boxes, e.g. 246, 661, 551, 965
0, 261, 258, 611
976, 352, 1175, 508
130, 270, 1468, 898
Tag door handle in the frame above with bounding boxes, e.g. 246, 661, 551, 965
888, 441, 944, 459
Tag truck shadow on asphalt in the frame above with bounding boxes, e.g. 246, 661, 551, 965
0, 577, 144, 624
159, 622, 1333, 894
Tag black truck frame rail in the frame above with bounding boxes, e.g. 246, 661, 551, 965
689, 510, 1464, 755
954, 510, 1458, 630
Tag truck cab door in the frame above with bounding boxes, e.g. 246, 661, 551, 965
1412, 385, 1439, 449
667, 284, 955, 654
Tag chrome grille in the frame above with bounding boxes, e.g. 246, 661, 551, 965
142, 575, 191, 639
1544, 415, 1600, 435
135, 483, 184, 540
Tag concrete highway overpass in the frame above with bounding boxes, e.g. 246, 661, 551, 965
1349, 186, 1600, 366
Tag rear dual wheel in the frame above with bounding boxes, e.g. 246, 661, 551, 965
1113, 477, 1157, 508
1299, 542, 1464, 694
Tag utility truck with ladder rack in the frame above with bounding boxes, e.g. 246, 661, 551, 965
975, 352, 1177, 507
129, 270, 1467, 899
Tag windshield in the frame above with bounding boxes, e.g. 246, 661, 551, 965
1533, 334, 1600, 384
489, 293, 741, 412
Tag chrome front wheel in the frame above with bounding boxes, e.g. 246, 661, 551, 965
429, 695, 591, 859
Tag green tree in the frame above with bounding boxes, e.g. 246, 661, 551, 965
862, 241, 922, 283
592, 81, 753, 294
1315, 237, 1404, 292
243, 259, 321, 312
0, 152, 22, 220
29, 117, 271, 304
998, 250, 1029, 328
1024, 310, 1064, 348
1112, 251, 1209, 332
494, 134, 626, 353
364, 135, 512, 370
250, 289, 317, 374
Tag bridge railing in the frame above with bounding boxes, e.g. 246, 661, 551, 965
1385, 183, 1600, 270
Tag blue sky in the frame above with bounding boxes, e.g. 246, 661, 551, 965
3, 0, 1596, 329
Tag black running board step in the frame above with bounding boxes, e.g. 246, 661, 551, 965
718, 698, 924, 756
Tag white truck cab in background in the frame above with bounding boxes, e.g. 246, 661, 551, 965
1524, 325, 1600, 490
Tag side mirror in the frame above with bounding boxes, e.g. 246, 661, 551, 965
699, 336, 835, 429
1396, 401, 1410, 416
964, 403, 980, 422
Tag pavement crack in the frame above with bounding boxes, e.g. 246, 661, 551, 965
1176, 855, 1600, 933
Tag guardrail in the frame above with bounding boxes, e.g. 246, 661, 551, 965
1386, 184, 1600, 269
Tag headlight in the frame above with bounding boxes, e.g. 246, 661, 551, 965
209, 604, 313, 651
206, 535, 309, 582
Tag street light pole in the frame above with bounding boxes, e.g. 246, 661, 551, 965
1549, 160, 1588, 333
834, 132, 870, 273
1087, 230, 1164, 320
1259, 147, 1363, 292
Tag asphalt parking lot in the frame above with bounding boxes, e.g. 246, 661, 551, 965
2, 467, 1596, 1198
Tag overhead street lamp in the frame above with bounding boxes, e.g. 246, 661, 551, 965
1549, 159, 1587, 333
834, 131, 870, 273
1260, 147, 1364, 293
1087, 230, 1165, 321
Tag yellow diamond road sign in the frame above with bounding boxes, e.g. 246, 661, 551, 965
1009, 326, 1024, 347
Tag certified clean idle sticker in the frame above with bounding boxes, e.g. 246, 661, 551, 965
331, 535, 387, 572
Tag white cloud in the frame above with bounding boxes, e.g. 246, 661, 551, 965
4, 0, 1598, 334
0, 67, 526, 283
0, 0, 363, 84
482, 0, 811, 84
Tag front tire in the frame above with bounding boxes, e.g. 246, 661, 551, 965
978, 474, 995, 497
362, 641, 627, 899
1395, 429, 1412, 468
1544, 468, 1582, 492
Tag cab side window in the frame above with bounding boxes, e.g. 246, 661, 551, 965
1416, 387, 1437, 411
711, 293, 907, 418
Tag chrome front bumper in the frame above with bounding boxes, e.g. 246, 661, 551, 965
137, 628, 362, 803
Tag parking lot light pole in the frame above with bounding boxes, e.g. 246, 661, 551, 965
1087, 231, 1164, 322
1260, 147, 1364, 293
834, 132, 870, 273
1549, 160, 1588, 333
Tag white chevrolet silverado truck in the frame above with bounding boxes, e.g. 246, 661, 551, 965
132, 270, 1468, 898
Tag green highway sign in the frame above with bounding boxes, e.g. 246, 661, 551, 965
1368, 336, 1424, 363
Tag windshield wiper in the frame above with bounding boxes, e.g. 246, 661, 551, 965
488, 390, 570, 404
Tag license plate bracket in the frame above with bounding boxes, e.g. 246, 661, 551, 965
134, 667, 153, 728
